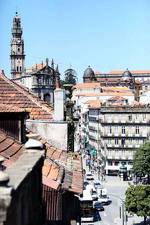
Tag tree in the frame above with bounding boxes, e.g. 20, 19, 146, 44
133, 142, 150, 183
125, 185, 150, 225
64, 68, 77, 85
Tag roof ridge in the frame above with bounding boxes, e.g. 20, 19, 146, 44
1, 72, 53, 114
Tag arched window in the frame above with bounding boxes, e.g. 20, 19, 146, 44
20, 66, 22, 72
17, 66, 19, 72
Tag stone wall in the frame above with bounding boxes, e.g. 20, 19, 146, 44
26, 120, 68, 150
0, 150, 44, 225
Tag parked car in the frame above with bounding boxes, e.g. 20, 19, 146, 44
83, 181, 89, 189
93, 201, 104, 211
86, 173, 94, 181
98, 195, 111, 205
94, 181, 102, 189
91, 190, 98, 201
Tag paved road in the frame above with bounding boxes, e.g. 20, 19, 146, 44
83, 156, 144, 225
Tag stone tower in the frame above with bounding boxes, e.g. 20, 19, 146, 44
10, 12, 25, 79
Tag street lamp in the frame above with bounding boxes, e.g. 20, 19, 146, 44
109, 193, 127, 225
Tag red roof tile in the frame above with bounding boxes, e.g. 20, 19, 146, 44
42, 143, 83, 194
0, 130, 23, 166
0, 72, 53, 120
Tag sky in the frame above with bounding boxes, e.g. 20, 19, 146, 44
1, 0, 150, 81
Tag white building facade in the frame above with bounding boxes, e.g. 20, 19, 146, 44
88, 103, 150, 175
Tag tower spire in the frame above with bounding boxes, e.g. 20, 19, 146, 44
10, 12, 25, 79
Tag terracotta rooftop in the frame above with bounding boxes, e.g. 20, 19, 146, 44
0, 130, 23, 168
42, 141, 83, 194
102, 86, 131, 92
95, 70, 150, 75
75, 91, 134, 97
73, 82, 101, 89
85, 100, 101, 109
97, 77, 121, 81
0, 104, 25, 113
108, 96, 127, 101
0, 71, 53, 120
26, 63, 45, 73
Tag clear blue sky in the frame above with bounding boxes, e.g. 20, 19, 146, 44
1, 0, 150, 81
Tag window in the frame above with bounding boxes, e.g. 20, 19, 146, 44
143, 114, 146, 120
109, 126, 112, 134
121, 139, 125, 146
115, 139, 118, 145
122, 126, 125, 134
136, 126, 139, 134
17, 66, 19, 72
108, 160, 112, 166
20, 66, 22, 72
114, 161, 119, 166
18, 48, 20, 52
128, 115, 132, 121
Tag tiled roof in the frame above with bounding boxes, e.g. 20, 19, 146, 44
0, 104, 25, 112
109, 70, 150, 75
0, 71, 53, 120
26, 63, 45, 73
0, 130, 23, 168
95, 71, 101, 75
102, 86, 131, 92
85, 100, 101, 109
95, 70, 150, 75
108, 96, 127, 101
75, 92, 134, 97
73, 82, 101, 89
42, 141, 83, 194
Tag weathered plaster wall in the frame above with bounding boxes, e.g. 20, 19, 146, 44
0, 150, 44, 225
26, 120, 68, 150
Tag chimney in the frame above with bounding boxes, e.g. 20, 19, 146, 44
25, 134, 43, 150
54, 88, 65, 121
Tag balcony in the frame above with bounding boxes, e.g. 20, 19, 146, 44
89, 126, 97, 131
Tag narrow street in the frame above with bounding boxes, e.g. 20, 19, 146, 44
83, 155, 144, 225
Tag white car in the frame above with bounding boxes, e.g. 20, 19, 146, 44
98, 195, 110, 205
97, 187, 107, 196
91, 190, 98, 201
94, 181, 102, 189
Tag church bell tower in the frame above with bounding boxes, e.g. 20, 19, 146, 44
10, 12, 25, 79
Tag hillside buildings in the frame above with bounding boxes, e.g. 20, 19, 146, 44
83, 66, 150, 92
73, 76, 150, 175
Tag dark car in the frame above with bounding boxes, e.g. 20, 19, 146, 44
93, 201, 104, 211
83, 181, 89, 189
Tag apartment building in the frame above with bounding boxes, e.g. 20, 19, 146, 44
87, 98, 150, 175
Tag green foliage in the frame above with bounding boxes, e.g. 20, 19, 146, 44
133, 142, 150, 177
125, 185, 150, 223
64, 68, 77, 85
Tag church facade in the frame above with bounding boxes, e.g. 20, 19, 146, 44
10, 12, 60, 105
